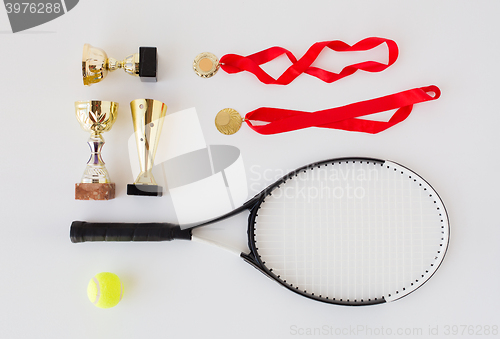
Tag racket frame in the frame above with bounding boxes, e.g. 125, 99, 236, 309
238, 157, 449, 306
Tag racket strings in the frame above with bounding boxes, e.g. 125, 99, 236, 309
252, 160, 448, 304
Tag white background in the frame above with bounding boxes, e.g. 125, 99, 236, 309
1, 1, 499, 338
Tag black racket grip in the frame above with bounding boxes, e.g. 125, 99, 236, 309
70, 221, 192, 243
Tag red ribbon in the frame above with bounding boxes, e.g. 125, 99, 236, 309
244, 86, 441, 135
220, 37, 399, 85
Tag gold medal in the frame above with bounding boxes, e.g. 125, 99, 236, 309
193, 52, 220, 78
215, 108, 244, 135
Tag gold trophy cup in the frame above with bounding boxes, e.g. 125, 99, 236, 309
75, 100, 118, 200
127, 99, 167, 197
82, 44, 157, 86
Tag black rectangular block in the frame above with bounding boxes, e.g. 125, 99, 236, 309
127, 184, 163, 197
139, 47, 158, 82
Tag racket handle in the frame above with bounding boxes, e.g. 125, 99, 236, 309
70, 221, 192, 243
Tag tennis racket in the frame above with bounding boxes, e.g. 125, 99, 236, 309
71, 157, 449, 306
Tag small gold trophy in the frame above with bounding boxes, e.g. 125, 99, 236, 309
127, 99, 167, 197
82, 44, 157, 86
75, 100, 118, 200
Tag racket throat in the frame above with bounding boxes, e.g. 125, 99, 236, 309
240, 252, 270, 277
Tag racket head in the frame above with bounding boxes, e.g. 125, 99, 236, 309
244, 158, 449, 306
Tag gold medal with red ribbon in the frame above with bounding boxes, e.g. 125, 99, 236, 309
194, 37, 441, 135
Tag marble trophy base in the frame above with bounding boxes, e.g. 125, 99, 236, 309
75, 183, 115, 200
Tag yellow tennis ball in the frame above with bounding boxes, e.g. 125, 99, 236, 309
87, 272, 123, 308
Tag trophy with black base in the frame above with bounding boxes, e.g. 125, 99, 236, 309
82, 44, 157, 86
127, 99, 167, 197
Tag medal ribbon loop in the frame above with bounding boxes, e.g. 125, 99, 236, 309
244, 86, 441, 134
220, 37, 399, 85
